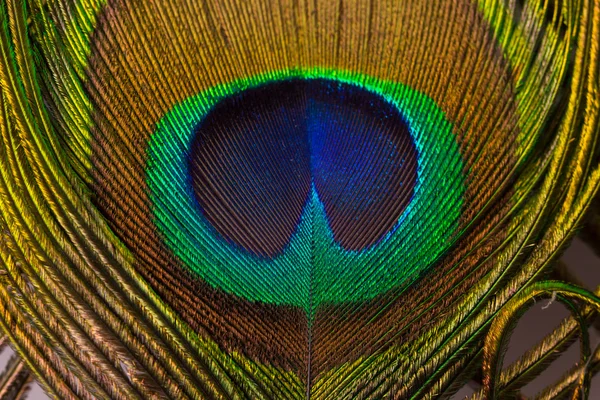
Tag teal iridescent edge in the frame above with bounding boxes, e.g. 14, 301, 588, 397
147, 69, 464, 312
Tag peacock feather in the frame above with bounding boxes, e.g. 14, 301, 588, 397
0, 0, 599, 398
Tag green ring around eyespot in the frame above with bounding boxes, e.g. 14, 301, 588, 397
146, 68, 464, 312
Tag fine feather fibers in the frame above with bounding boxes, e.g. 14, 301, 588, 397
0, 0, 598, 399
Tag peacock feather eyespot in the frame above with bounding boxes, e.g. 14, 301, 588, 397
87, 0, 521, 385
0, 0, 598, 398
147, 71, 463, 309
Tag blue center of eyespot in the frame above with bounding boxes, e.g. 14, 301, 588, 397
188, 79, 418, 257
147, 70, 464, 311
